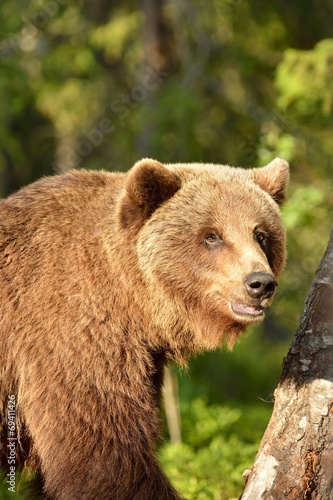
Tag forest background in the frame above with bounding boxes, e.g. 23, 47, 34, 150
0, 0, 332, 498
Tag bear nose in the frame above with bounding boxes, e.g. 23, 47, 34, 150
245, 272, 277, 300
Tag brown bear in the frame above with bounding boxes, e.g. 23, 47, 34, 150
0, 157, 289, 499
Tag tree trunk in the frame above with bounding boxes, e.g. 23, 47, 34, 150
53, 132, 79, 174
138, 0, 178, 157
163, 365, 182, 444
241, 225, 333, 499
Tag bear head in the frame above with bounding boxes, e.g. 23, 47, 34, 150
117, 158, 289, 357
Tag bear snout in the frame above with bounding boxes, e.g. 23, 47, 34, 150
245, 272, 277, 301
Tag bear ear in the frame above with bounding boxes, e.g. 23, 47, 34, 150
118, 158, 180, 229
250, 158, 289, 206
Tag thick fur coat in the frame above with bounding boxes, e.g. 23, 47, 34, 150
0, 158, 289, 499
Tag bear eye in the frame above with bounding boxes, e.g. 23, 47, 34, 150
254, 228, 268, 248
204, 233, 223, 247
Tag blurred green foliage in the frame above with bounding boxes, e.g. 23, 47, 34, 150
276, 39, 333, 118
0, 471, 41, 500
160, 399, 266, 499
0, 0, 333, 497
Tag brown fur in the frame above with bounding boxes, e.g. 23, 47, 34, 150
0, 158, 288, 499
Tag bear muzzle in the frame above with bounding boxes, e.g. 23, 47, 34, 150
230, 272, 277, 321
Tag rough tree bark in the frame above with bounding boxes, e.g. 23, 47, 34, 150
241, 225, 333, 499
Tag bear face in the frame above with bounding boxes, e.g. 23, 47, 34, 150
119, 158, 288, 353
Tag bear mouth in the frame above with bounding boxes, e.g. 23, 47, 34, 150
230, 302, 264, 318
